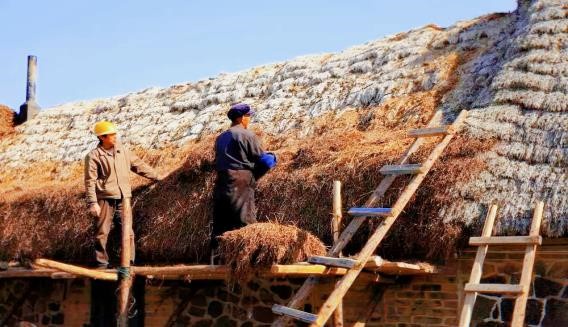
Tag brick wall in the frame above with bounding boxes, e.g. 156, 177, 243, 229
366, 242, 568, 327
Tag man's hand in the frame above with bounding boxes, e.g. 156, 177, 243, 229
89, 203, 101, 217
156, 173, 167, 182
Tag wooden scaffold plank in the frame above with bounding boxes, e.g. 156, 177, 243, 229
33, 258, 117, 281
464, 283, 523, 294
379, 164, 423, 175
469, 235, 542, 246
408, 126, 452, 138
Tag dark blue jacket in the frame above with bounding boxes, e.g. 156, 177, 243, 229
215, 125, 263, 172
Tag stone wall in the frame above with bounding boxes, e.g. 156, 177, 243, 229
368, 242, 568, 327
1, 243, 567, 326
145, 278, 304, 326
0, 279, 89, 327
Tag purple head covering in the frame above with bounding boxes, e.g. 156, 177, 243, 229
227, 103, 255, 121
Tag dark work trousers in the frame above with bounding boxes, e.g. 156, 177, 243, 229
211, 169, 258, 249
94, 198, 135, 267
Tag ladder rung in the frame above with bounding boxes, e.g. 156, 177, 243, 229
308, 256, 359, 269
380, 164, 424, 175
348, 207, 392, 217
464, 283, 524, 295
272, 304, 317, 323
469, 235, 542, 246
408, 126, 452, 137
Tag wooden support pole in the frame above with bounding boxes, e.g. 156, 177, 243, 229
331, 180, 344, 327
33, 259, 117, 280
332, 181, 342, 244
511, 201, 544, 327
117, 198, 134, 327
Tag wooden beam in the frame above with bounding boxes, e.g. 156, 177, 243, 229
267, 264, 347, 277
0, 261, 434, 281
408, 126, 452, 138
464, 283, 523, 295
135, 264, 348, 278
379, 164, 423, 175
364, 256, 384, 268
308, 257, 359, 269
272, 304, 317, 324
469, 235, 542, 246
33, 259, 117, 281
347, 208, 392, 217
132, 265, 228, 278
0, 267, 74, 279
365, 256, 437, 275
1, 264, 349, 280
511, 201, 544, 327
459, 204, 498, 327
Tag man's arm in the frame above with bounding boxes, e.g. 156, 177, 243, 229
84, 154, 99, 206
128, 149, 160, 180
247, 133, 273, 179
246, 133, 264, 163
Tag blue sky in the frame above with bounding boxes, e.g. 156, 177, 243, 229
0, 1, 516, 112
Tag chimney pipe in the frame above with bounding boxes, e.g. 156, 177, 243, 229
26, 55, 38, 102
18, 55, 41, 123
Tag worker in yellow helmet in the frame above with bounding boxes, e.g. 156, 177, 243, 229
85, 121, 163, 268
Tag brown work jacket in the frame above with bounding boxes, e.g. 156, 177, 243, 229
84, 142, 158, 204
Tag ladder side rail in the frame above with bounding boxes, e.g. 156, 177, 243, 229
458, 204, 499, 327
510, 201, 544, 327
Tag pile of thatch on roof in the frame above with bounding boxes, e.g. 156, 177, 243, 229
218, 223, 326, 281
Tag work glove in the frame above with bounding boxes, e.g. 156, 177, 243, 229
253, 152, 277, 180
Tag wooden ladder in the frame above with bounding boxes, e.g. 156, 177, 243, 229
458, 201, 544, 327
271, 109, 468, 326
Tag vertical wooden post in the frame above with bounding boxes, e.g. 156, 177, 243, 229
458, 204, 498, 327
332, 181, 343, 243
117, 198, 134, 327
511, 201, 544, 327
331, 181, 344, 327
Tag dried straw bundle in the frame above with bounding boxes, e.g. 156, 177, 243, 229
217, 223, 326, 281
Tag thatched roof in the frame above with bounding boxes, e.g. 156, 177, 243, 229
0, 105, 15, 138
0, 0, 566, 264
447, 0, 568, 237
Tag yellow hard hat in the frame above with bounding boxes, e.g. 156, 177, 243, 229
93, 121, 118, 136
